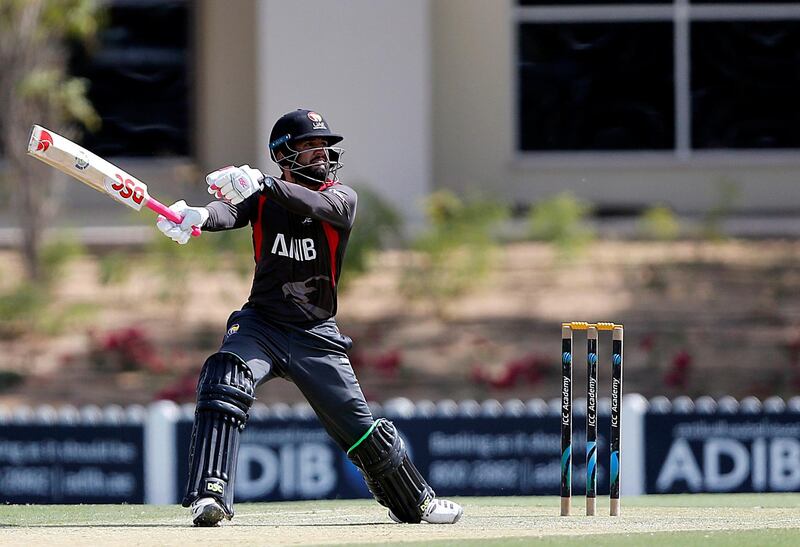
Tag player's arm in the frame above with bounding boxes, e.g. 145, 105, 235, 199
262, 177, 357, 230
156, 168, 260, 244
206, 165, 356, 229
156, 198, 256, 244
203, 198, 256, 231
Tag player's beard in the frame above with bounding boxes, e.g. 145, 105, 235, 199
296, 162, 329, 187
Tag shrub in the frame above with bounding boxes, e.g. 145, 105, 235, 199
98, 251, 132, 285
0, 283, 47, 338
401, 191, 509, 309
528, 192, 595, 257
39, 235, 86, 286
700, 178, 740, 241
638, 205, 681, 241
341, 185, 402, 287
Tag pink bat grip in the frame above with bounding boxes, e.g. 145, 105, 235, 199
146, 198, 202, 237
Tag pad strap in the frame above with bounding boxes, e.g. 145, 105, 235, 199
182, 352, 255, 515
348, 419, 435, 523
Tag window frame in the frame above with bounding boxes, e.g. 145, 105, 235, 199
512, 2, 800, 166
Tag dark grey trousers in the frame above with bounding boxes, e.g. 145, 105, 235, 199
218, 306, 374, 451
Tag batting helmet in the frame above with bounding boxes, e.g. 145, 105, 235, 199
268, 109, 344, 185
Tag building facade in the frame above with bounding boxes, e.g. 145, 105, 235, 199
5, 0, 800, 230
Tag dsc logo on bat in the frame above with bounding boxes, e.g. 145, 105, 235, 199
111, 174, 145, 204
104, 173, 147, 210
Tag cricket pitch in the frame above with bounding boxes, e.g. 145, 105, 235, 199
1, 494, 799, 546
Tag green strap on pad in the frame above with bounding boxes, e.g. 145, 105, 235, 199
347, 419, 435, 523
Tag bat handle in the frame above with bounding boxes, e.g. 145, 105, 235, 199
146, 198, 202, 237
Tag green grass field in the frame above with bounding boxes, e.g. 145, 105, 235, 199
1, 494, 799, 546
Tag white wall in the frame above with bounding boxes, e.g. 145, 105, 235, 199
257, 0, 431, 224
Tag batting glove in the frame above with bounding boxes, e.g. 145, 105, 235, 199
156, 200, 209, 245
206, 165, 265, 205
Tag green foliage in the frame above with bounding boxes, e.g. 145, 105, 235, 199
0, 283, 47, 336
0, 234, 94, 337
37, 301, 97, 335
0, 278, 98, 338
148, 230, 210, 272
401, 191, 508, 308
638, 205, 681, 241
41, 0, 105, 40
146, 227, 255, 300
212, 228, 256, 278
19, 71, 101, 131
0, 0, 105, 281
97, 251, 132, 285
38, 235, 86, 286
147, 235, 209, 302
0, 0, 103, 36
341, 186, 402, 286
4, 0, 104, 132
701, 178, 741, 241
528, 192, 595, 256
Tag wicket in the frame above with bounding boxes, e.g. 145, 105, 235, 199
560, 321, 624, 517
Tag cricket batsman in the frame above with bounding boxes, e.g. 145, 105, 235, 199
156, 109, 464, 526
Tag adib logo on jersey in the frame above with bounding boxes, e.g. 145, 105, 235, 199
271, 233, 317, 262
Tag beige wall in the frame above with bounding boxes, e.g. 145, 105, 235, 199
432, 0, 514, 200
195, 0, 258, 171
431, 1, 800, 213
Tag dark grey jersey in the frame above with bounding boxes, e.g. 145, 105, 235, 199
203, 178, 357, 324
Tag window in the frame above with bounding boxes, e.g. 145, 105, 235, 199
515, 1, 800, 155
518, 23, 673, 151
691, 21, 800, 149
70, 0, 191, 157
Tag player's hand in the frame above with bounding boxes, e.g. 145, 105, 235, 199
156, 200, 209, 245
206, 165, 265, 205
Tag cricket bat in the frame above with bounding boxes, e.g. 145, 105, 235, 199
27, 124, 201, 236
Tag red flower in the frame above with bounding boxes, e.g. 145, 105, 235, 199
640, 334, 656, 352
90, 326, 166, 373
469, 354, 547, 390
349, 349, 366, 370
470, 364, 486, 384
489, 367, 516, 390
155, 372, 198, 402
664, 350, 692, 388
373, 350, 402, 377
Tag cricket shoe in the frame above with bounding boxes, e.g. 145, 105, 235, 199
389, 498, 463, 524
190, 497, 229, 527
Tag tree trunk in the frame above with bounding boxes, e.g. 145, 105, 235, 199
0, 0, 55, 281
